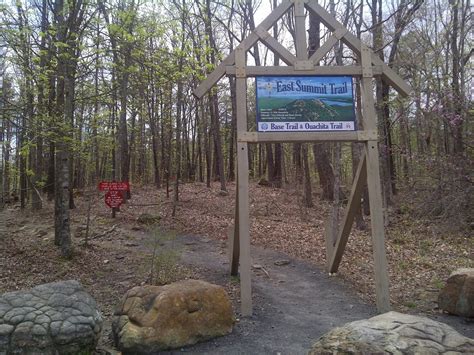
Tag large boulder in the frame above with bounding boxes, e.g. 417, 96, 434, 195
112, 279, 234, 353
438, 268, 474, 317
0, 280, 103, 354
309, 311, 474, 354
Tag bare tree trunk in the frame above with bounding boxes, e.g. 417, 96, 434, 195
53, 0, 74, 258
302, 144, 313, 207
308, 9, 335, 201
66, 53, 77, 210
172, 2, 186, 214
119, 50, 131, 198
266, 144, 275, 183
450, 0, 463, 154
312, 144, 335, 200
201, 0, 226, 191
1, 78, 12, 206
15, 3, 30, 210
371, 0, 393, 207
149, 84, 161, 188
293, 144, 303, 184
399, 103, 410, 181
45, 59, 56, 201
93, 20, 100, 182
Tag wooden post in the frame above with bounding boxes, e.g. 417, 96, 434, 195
193, 1, 410, 318
294, 0, 307, 60
360, 45, 390, 313
235, 46, 252, 316
229, 186, 240, 276
365, 142, 390, 312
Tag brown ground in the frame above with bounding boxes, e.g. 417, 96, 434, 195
155, 181, 473, 311
0, 181, 472, 350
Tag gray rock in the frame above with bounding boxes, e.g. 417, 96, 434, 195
438, 268, 474, 318
0, 280, 103, 354
309, 311, 474, 354
0, 324, 14, 335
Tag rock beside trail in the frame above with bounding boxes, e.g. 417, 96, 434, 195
136, 213, 161, 225
308, 311, 474, 354
438, 268, 474, 318
217, 190, 229, 197
112, 279, 234, 353
0, 280, 103, 354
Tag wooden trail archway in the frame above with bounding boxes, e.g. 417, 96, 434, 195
194, 0, 411, 317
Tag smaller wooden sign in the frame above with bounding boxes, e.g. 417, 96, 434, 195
105, 190, 124, 209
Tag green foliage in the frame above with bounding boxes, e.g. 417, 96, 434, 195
432, 278, 445, 290
146, 228, 186, 286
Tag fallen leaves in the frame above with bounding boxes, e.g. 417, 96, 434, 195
152, 181, 473, 313
1, 180, 472, 328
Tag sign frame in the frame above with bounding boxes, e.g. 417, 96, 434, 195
193, 0, 411, 318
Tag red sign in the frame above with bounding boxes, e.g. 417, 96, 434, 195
98, 181, 130, 191
105, 190, 124, 208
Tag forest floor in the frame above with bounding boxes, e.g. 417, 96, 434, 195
1, 181, 473, 353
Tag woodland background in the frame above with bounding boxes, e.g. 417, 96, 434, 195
0, 0, 472, 260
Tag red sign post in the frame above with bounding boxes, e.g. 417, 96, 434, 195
99, 181, 129, 217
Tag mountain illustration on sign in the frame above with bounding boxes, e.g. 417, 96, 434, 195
283, 99, 338, 120
263, 97, 354, 122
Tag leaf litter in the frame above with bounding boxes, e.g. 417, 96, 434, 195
1, 181, 472, 349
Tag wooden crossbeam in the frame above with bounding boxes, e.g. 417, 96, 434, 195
328, 152, 367, 273
238, 131, 377, 143
193, 53, 235, 99
193, 0, 292, 98
309, 28, 347, 64
342, 31, 412, 97
305, 0, 411, 97
309, 34, 338, 63
369, 53, 412, 97
226, 65, 383, 77
305, 0, 342, 33
256, 27, 297, 66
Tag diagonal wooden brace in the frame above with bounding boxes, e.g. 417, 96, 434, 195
256, 27, 298, 66
328, 152, 367, 273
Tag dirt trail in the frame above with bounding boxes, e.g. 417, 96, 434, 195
1, 190, 472, 354
151, 232, 473, 354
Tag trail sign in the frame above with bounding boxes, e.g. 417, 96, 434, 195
105, 190, 124, 209
256, 76, 356, 132
98, 181, 130, 191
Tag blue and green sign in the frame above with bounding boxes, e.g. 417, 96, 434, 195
256, 76, 356, 132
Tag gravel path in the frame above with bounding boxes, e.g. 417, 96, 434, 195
154, 233, 473, 354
